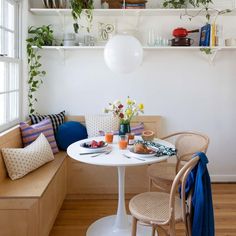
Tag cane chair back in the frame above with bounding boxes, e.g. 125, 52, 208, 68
130, 156, 200, 236
147, 131, 209, 192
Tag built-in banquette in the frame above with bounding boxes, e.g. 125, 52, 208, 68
0, 116, 161, 236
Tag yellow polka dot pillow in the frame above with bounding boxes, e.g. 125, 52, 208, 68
1, 133, 54, 180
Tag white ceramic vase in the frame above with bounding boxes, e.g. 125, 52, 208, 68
93, 0, 101, 9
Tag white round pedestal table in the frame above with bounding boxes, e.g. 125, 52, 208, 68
67, 136, 174, 236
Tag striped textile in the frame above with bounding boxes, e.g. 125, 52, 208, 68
99, 122, 145, 136
20, 118, 59, 154
29, 111, 65, 134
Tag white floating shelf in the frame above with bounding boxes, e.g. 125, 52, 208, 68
29, 8, 236, 17
32, 46, 236, 50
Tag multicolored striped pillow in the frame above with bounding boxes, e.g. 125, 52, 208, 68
20, 118, 59, 154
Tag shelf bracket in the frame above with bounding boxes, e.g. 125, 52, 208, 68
200, 47, 221, 64
57, 48, 65, 64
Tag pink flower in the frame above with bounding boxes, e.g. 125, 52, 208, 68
119, 113, 124, 118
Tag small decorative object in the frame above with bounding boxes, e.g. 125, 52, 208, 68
84, 34, 96, 46
104, 97, 144, 135
93, 0, 101, 8
63, 33, 77, 46
101, 0, 109, 8
98, 22, 115, 41
104, 34, 143, 73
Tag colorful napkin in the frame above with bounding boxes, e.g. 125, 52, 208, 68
134, 140, 177, 157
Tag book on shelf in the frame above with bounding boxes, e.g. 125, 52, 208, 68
125, 3, 146, 6
210, 23, 216, 47
199, 24, 211, 47
122, 3, 146, 8
124, 6, 146, 8
199, 23, 224, 47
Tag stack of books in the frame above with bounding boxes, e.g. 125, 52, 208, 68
122, 0, 147, 9
199, 23, 223, 47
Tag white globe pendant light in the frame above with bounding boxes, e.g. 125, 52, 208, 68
104, 34, 143, 74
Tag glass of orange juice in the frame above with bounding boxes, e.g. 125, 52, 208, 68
118, 135, 128, 150
105, 132, 114, 144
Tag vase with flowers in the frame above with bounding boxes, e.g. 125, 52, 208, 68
104, 97, 144, 135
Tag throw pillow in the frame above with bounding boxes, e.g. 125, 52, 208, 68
85, 114, 119, 137
1, 133, 54, 180
29, 110, 65, 134
56, 121, 88, 151
99, 122, 145, 136
20, 118, 59, 154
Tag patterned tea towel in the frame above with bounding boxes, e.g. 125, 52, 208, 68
134, 140, 177, 157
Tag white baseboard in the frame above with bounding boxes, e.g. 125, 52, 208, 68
210, 175, 236, 182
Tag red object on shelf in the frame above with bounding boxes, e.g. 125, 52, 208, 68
172, 27, 199, 38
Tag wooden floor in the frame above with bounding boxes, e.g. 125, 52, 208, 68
50, 184, 236, 236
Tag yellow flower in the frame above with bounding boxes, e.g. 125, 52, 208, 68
126, 98, 133, 105
125, 109, 132, 116
138, 103, 144, 110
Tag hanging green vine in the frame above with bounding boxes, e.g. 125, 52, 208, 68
26, 25, 54, 114
70, 0, 94, 33
163, 0, 188, 9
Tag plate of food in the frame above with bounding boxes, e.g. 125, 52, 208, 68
80, 140, 108, 153
128, 143, 156, 158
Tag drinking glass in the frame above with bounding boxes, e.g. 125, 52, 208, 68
118, 135, 128, 150
147, 29, 156, 47
105, 132, 114, 144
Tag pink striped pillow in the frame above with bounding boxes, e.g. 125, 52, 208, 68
20, 118, 59, 154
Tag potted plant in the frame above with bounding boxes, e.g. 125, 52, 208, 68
104, 97, 144, 135
26, 25, 54, 114
70, 0, 94, 33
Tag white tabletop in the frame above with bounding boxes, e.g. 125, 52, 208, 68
67, 136, 174, 167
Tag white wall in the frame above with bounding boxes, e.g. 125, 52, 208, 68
27, 4, 236, 181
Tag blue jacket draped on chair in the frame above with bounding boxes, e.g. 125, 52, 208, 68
183, 152, 215, 236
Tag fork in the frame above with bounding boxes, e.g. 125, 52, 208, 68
123, 154, 146, 161
91, 149, 112, 157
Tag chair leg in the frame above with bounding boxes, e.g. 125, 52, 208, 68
131, 217, 138, 236
152, 226, 156, 236
149, 177, 152, 191
169, 221, 176, 236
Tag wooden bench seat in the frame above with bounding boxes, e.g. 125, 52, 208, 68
0, 126, 67, 236
0, 151, 66, 198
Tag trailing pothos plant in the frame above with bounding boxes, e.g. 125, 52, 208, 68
163, 0, 213, 21
70, 0, 94, 33
26, 25, 54, 114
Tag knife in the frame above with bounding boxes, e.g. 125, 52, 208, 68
80, 151, 106, 155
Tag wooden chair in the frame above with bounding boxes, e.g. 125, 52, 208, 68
129, 155, 200, 236
147, 131, 209, 192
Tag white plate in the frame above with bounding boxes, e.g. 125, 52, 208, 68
80, 141, 108, 153
128, 147, 156, 158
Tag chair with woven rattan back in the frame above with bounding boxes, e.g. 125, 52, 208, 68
129, 155, 200, 236
147, 131, 209, 192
